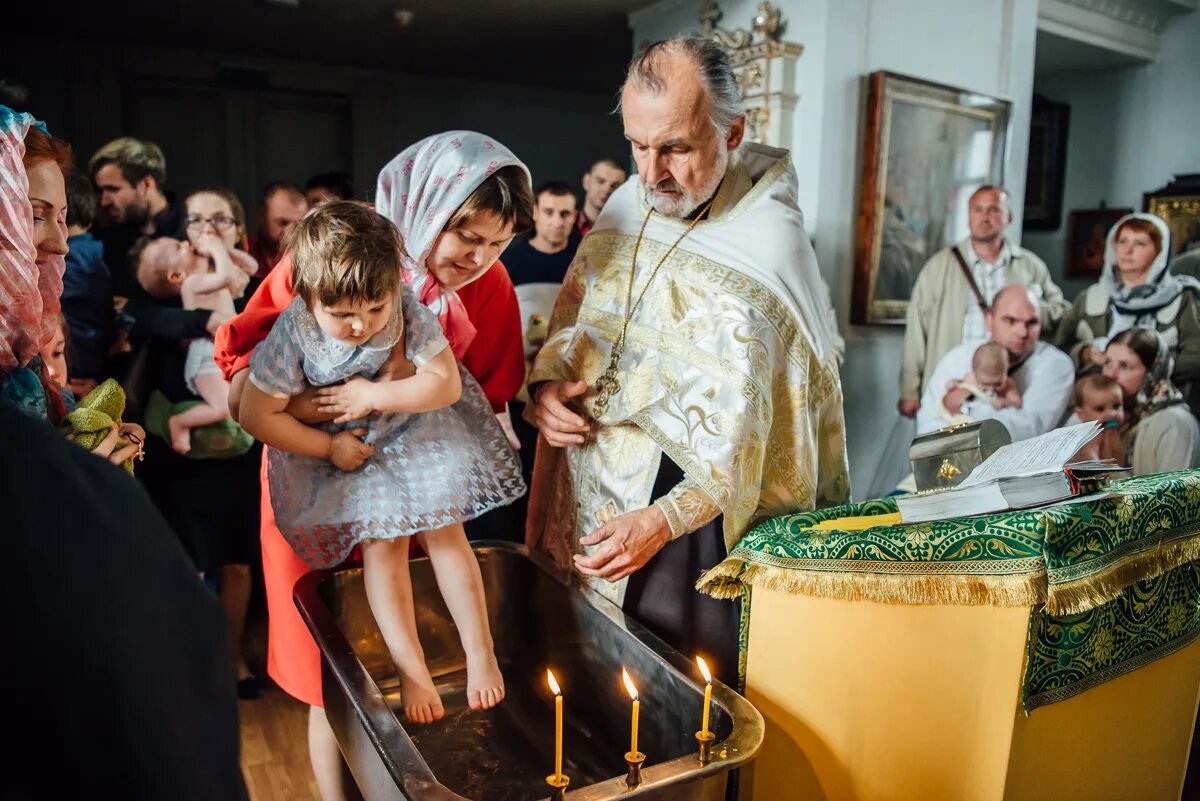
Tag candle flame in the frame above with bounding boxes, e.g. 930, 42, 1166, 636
622, 667, 638, 701
547, 669, 561, 696
697, 656, 713, 685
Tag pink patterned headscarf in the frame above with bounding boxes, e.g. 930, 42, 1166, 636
375, 131, 529, 358
0, 106, 65, 373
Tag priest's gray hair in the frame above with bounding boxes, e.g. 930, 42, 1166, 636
619, 37, 744, 136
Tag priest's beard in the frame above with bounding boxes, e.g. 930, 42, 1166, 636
642, 148, 729, 218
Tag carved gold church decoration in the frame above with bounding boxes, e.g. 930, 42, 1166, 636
698, 1, 802, 147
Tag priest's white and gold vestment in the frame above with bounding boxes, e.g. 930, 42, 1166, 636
526, 142, 851, 605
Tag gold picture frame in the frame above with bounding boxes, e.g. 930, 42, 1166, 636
1144, 175, 1200, 257
853, 71, 1012, 325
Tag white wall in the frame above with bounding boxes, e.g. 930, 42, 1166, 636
630, 0, 1040, 498
1023, 10, 1200, 300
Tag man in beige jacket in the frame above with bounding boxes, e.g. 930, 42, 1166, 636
898, 186, 1069, 418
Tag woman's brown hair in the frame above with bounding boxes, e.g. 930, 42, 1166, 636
1109, 328, 1162, 373
445, 165, 535, 238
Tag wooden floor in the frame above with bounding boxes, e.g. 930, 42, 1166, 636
238, 601, 322, 801
240, 684, 322, 801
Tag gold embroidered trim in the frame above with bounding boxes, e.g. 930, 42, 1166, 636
698, 560, 1048, 607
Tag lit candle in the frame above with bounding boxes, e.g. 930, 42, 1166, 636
622, 667, 640, 755
697, 656, 713, 736
547, 669, 563, 779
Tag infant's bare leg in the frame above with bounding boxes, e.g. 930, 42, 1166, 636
360, 537, 443, 724
416, 523, 504, 710
168, 372, 231, 454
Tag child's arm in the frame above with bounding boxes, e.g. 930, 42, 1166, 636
240, 380, 374, 470
199, 234, 251, 299
315, 347, 463, 424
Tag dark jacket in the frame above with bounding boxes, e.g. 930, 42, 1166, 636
62, 231, 116, 380
0, 405, 248, 800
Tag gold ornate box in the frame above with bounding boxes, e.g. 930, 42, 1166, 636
910, 420, 1011, 492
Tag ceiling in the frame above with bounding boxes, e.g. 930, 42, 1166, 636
1033, 29, 1150, 77
8, 0, 653, 93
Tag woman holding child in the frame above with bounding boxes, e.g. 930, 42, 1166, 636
134, 185, 266, 700
0, 105, 144, 463
215, 131, 531, 801
1102, 328, 1200, 474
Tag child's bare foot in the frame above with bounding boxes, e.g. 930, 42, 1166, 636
167, 415, 191, 454
398, 666, 444, 724
466, 649, 505, 710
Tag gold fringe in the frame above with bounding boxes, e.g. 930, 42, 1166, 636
1046, 534, 1200, 615
698, 559, 1047, 607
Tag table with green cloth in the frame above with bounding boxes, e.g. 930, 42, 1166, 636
699, 470, 1200, 711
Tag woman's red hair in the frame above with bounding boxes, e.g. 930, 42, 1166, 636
22, 126, 74, 173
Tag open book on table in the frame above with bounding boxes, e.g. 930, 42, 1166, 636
896, 421, 1127, 524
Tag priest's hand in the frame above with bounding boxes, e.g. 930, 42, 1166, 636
531, 379, 590, 447
897, 399, 920, 418
574, 505, 672, 582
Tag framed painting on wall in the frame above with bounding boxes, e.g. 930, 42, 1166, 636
1065, 207, 1132, 279
853, 71, 1012, 325
1144, 174, 1200, 257
1023, 94, 1070, 231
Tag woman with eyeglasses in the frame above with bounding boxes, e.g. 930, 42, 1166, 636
137, 185, 267, 700
1102, 328, 1200, 474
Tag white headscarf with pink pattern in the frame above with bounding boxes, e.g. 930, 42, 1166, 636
0, 106, 65, 374
375, 131, 529, 357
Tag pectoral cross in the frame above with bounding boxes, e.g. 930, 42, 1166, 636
592, 351, 622, 418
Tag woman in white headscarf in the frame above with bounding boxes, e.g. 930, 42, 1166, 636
215, 131, 533, 801
1057, 212, 1200, 412
0, 105, 142, 463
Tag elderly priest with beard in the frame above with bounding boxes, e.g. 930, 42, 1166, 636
525, 37, 850, 682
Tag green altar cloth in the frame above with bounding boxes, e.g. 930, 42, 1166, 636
699, 470, 1200, 711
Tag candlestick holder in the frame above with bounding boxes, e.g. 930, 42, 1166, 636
694, 730, 716, 764
545, 773, 570, 800
624, 751, 645, 788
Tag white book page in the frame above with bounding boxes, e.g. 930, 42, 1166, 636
959, 421, 1101, 487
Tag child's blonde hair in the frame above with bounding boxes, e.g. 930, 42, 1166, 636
287, 200, 403, 307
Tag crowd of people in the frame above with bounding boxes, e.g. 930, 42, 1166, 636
0, 61, 638, 797
2, 30, 1195, 801
901, 186, 1200, 475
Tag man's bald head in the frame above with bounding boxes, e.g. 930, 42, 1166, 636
986, 284, 1041, 361
619, 37, 746, 218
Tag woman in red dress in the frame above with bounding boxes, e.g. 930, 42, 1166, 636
214, 131, 531, 801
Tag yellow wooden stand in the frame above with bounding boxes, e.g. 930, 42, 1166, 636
739, 586, 1200, 801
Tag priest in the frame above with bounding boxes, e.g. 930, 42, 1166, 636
525, 37, 850, 681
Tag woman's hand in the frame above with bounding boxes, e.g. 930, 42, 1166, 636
328, 428, 374, 471
78, 422, 145, 466
283, 386, 339, 425
315, 376, 378, 424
